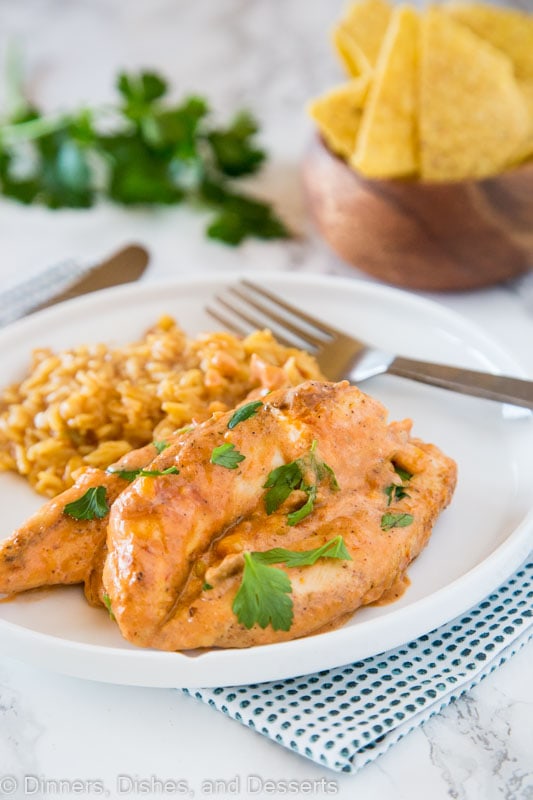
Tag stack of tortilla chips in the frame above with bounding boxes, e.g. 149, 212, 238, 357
309, 1, 533, 181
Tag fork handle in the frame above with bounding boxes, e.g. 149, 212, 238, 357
388, 356, 533, 409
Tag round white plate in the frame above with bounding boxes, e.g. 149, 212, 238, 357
0, 273, 532, 688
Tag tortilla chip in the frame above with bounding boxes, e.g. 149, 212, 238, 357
445, 3, 533, 165
333, 27, 372, 78
308, 77, 370, 159
351, 5, 419, 178
444, 3, 533, 81
419, 8, 529, 181
332, 0, 392, 77
509, 80, 533, 164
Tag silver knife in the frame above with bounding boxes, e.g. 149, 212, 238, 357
0, 244, 150, 327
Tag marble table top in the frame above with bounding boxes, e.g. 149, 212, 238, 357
0, 1, 531, 798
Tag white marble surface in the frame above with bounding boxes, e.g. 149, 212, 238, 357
0, 1, 532, 798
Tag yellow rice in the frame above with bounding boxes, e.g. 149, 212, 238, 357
0, 316, 324, 497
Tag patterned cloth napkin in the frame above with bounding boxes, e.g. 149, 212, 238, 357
183, 559, 533, 773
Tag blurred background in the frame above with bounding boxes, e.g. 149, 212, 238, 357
0, 0, 530, 287
0, 0, 346, 283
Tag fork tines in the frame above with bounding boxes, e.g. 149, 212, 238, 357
206, 280, 335, 351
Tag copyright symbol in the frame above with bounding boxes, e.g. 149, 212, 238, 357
0, 776, 17, 795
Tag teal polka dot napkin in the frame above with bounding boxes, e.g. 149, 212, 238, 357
183, 560, 533, 773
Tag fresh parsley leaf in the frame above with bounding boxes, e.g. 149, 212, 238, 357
206, 198, 290, 245
227, 400, 263, 430
139, 466, 179, 477
384, 483, 410, 506
107, 468, 138, 482
315, 460, 341, 492
263, 445, 340, 524
100, 133, 184, 205
207, 111, 265, 177
210, 442, 245, 469
63, 486, 109, 520
393, 465, 413, 482
39, 132, 93, 208
0, 154, 41, 204
263, 460, 304, 515
384, 463, 412, 506
107, 466, 179, 482
232, 536, 352, 631
117, 71, 168, 121
176, 425, 195, 435
381, 512, 414, 531
286, 484, 317, 526
253, 535, 352, 567
232, 553, 293, 631
155, 97, 209, 154
102, 592, 115, 621
152, 439, 169, 454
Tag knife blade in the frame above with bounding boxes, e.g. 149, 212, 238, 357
0, 244, 150, 327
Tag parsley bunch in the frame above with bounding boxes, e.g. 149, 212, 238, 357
0, 69, 290, 245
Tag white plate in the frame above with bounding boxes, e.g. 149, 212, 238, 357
0, 273, 532, 688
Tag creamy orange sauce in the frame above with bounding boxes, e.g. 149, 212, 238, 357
371, 573, 411, 607
0, 586, 56, 604
0, 594, 16, 604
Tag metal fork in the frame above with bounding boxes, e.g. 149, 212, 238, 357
206, 280, 533, 410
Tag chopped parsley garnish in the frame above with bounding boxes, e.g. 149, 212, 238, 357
394, 464, 413, 482
152, 440, 170, 454
252, 535, 352, 567
202, 582, 214, 592
210, 442, 245, 469
384, 462, 412, 506
263, 461, 305, 515
381, 512, 414, 531
107, 466, 179, 482
384, 483, 410, 506
232, 536, 351, 631
102, 592, 115, 621
286, 485, 317, 527
176, 425, 195, 435
227, 400, 263, 430
262, 442, 339, 525
63, 486, 109, 520
233, 554, 293, 631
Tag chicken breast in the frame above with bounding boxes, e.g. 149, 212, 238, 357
0, 440, 160, 603
103, 381, 457, 650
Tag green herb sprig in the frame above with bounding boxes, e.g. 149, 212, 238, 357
380, 512, 414, 531
63, 486, 109, 520
102, 592, 116, 621
0, 68, 290, 245
227, 400, 263, 430
210, 442, 246, 470
232, 535, 352, 631
152, 440, 170, 454
263, 442, 340, 526
382, 464, 414, 530
384, 464, 413, 503
107, 466, 180, 482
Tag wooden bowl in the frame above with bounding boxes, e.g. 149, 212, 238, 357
302, 137, 533, 292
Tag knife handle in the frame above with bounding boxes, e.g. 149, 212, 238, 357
35, 244, 149, 310
0, 258, 83, 327
0, 244, 149, 327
